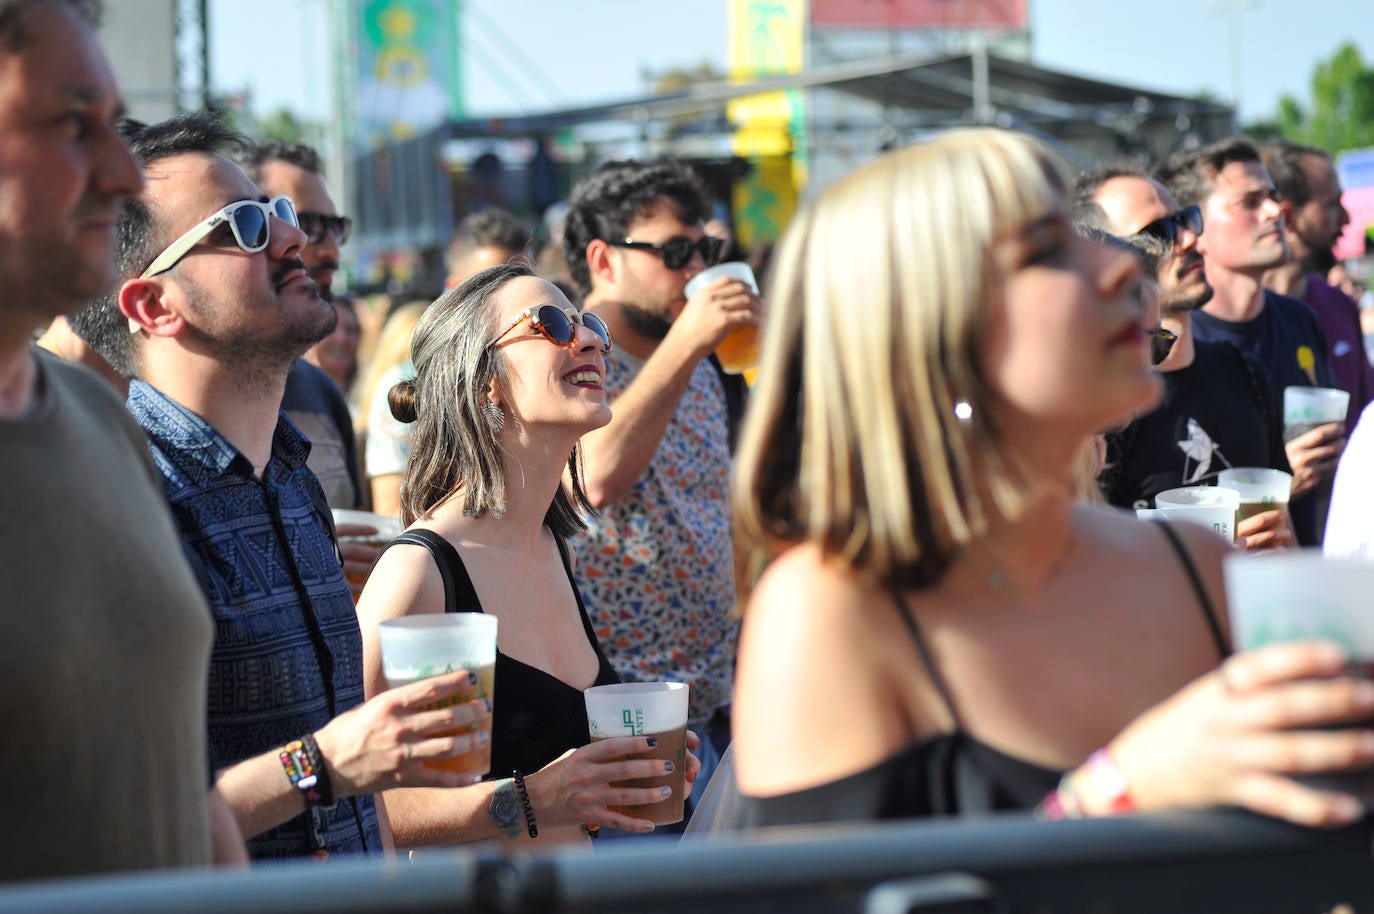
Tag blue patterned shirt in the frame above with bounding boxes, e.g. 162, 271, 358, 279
127, 381, 380, 860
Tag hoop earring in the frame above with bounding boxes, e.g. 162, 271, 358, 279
484, 402, 506, 433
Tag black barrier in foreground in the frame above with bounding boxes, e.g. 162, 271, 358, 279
1, 810, 1371, 914
518, 809, 1374, 914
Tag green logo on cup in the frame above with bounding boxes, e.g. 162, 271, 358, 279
621, 708, 646, 735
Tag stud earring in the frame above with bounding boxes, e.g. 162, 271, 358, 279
484, 402, 505, 433
954, 401, 973, 424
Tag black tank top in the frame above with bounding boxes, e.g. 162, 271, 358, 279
737, 521, 1229, 826
383, 529, 620, 776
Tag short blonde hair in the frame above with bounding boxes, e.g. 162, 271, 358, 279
733, 128, 1070, 589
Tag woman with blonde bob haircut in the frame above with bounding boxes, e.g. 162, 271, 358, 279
731, 129, 1374, 828
359, 264, 698, 847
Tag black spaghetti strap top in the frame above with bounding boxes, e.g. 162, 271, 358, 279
382, 528, 619, 776
737, 520, 1228, 827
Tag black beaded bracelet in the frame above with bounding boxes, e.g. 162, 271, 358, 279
299, 733, 336, 810
511, 770, 538, 839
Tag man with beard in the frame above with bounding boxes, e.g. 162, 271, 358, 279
1261, 140, 1373, 431
1075, 166, 1292, 549
74, 112, 491, 860
1159, 138, 1340, 545
241, 141, 365, 512
562, 160, 759, 826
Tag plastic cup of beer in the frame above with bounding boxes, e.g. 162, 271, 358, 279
685, 261, 759, 375
1154, 485, 1240, 542
1224, 551, 1374, 802
584, 681, 690, 825
1217, 467, 1292, 524
332, 509, 403, 546
1283, 386, 1349, 442
332, 509, 403, 598
378, 614, 497, 776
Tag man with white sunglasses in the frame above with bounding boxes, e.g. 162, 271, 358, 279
74, 111, 491, 860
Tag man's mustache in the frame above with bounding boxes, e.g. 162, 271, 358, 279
273, 256, 309, 286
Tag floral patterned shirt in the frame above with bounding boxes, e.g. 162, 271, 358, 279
571, 350, 738, 727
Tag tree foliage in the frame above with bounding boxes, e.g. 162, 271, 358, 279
1248, 43, 1374, 152
255, 108, 307, 145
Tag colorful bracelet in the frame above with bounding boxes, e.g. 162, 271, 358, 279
280, 735, 336, 810
280, 739, 325, 809
1081, 748, 1135, 815
1036, 748, 1134, 821
299, 733, 336, 810
511, 770, 538, 839
1035, 776, 1084, 822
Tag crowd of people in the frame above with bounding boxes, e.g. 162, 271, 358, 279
7, 0, 1374, 889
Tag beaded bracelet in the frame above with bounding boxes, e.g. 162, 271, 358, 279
1082, 748, 1135, 814
280, 735, 337, 811
511, 770, 538, 839
299, 733, 336, 810
1035, 748, 1133, 821
280, 739, 325, 809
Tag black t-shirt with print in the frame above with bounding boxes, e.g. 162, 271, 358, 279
1189, 290, 1336, 545
1102, 338, 1288, 512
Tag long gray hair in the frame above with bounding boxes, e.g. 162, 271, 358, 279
390, 263, 594, 535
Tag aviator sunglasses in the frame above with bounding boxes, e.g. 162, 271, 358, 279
613, 234, 726, 270
141, 196, 299, 279
487, 305, 612, 354
1136, 205, 1203, 246
296, 211, 353, 246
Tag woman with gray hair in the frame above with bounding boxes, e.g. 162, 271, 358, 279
358, 263, 697, 847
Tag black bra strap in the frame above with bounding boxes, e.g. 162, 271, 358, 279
1152, 520, 1230, 659
385, 529, 480, 615
890, 588, 964, 732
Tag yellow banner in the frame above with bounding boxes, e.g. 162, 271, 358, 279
727, 0, 807, 247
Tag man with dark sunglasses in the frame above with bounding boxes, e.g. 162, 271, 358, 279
73, 112, 490, 861
1160, 137, 1341, 546
1261, 140, 1373, 434
1076, 170, 1293, 549
562, 160, 759, 832
239, 140, 368, 526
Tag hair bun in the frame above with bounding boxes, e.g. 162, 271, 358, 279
387, 378, 418, 423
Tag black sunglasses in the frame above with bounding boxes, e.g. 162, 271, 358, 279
1137, 206, 1203, 245
296, 211, 353, 246
614, 235, 726, 270
487, 304, 612, 354
1148, 327, 1178, 366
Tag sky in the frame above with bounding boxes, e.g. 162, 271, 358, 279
210, 0, 1374, 127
